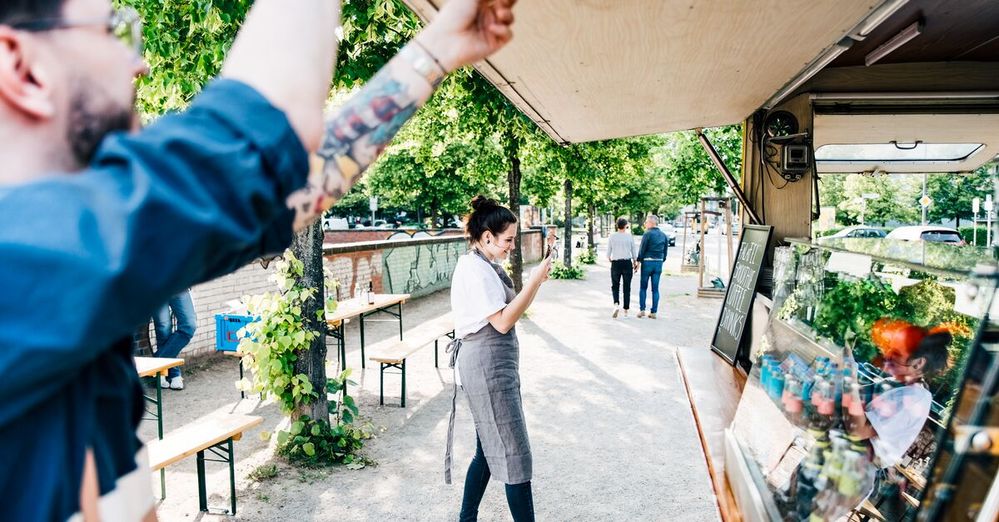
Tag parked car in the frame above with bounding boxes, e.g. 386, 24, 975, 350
885, 225, 965, 245
322, 217, 349, 231
658, 224, 677, 246
818, 225, 886, 242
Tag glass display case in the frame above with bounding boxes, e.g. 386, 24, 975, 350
724, 238, 997, 522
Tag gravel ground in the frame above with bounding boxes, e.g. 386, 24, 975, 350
144, 241, 722, 521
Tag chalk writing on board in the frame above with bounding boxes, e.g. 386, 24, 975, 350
718, 238, 765, 339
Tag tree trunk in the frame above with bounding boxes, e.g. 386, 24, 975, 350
955, 215, 961, 228
430, 199, 439, 230
587, 204, 596, 249
507, 137, 524, 292
289, 222, 329, 423
563, 179, 573, 266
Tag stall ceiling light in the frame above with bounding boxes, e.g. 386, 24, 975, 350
853, 0, 910, 38
865, 20, 924, 66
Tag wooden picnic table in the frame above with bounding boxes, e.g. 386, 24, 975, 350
134, 356, 184, 499
134, 356, 184, 439
325, 293, 410, 371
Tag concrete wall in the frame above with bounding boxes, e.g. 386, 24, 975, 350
158, 228, 550, 360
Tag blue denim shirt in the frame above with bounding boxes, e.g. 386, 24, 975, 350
0, 79, 307, 521
637, 227, 668, 261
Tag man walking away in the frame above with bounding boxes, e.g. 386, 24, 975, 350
607, 217, 637, 318
636, 215, 668, 318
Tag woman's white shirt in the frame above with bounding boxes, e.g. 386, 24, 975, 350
450, 252, 508, 385
865, 385, 932, 467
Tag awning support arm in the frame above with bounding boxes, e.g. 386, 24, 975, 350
695, 128, 762, 225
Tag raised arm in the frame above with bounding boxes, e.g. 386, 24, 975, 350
285, 0, 517, 230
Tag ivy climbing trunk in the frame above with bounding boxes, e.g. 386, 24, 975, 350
507, 134, 524, 292
289, 222, 329, 423
563, 179, 573, 267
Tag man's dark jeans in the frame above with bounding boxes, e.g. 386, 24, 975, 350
460, 435, 535, 521
153, 290, 197, 379
610, 259, 634, 310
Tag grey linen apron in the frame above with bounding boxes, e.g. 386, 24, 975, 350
444, 250, 532, 485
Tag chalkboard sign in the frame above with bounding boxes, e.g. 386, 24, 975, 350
711, 224, 773, 365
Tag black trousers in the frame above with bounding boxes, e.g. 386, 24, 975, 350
610, 259, 634, 309
460, 435, 535, 521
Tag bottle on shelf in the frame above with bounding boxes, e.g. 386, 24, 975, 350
367, 281, 375, 304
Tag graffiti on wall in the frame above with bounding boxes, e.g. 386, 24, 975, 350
382, 239, 466, 298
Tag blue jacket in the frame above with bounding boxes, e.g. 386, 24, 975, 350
637, 227, 669, 261
0, 80, 307, 520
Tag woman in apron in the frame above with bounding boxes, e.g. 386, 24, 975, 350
445, 196, 554, 522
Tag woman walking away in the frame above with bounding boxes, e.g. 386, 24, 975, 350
607, 217, 637, 318
445, 195, 555, 522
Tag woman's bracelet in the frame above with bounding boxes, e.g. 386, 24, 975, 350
409, 39, 447, 87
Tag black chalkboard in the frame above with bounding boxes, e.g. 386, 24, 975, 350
711, 224, 773, 365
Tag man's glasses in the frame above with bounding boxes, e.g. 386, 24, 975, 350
10, 7, 143, 55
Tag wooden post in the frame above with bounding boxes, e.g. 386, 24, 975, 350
724, 198, 735, 275
699, 200, 707, 289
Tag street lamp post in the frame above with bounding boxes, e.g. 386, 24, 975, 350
972, 197, 981, 246
986, 194, 994, 248
859, 193, 880, 225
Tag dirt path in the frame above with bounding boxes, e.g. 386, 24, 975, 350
145, 242, 722, 521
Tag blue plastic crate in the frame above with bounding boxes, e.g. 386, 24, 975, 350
215, 314, 256, 352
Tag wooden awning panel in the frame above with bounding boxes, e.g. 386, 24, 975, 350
403, 0, 886, 143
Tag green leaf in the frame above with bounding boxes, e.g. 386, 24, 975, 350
290, 421, 304, 435
302, 442, 316, 456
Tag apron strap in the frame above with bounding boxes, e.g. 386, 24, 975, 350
444, 337, 463, 485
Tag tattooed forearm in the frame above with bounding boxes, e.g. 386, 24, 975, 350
287, 43, 445, 230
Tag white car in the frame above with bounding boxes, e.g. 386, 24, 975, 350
818, 225, 886, 242
885, 226, 965, 245
658, 224, 677, 246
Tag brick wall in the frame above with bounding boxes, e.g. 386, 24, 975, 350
165, 229, 549, 360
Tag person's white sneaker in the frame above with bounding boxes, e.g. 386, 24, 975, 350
160, 376, 170, 389
622, 309, 629, 317
649, 313, 657, 319
637, 311, 646, 318
612, 307, 620, 318
170, 376, 184, 390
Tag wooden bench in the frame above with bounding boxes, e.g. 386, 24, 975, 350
148, 414, 262, 515
368, 313, 455, 407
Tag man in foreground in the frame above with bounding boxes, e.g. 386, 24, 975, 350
0, 0, 516, 518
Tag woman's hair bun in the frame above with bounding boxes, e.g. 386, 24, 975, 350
470, 195, 496, 212
465, 195, 517, 242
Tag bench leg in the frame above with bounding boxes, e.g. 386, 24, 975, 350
379, 362, 385, 406
435, 339, 439, 368
195, 438, 238, 515
398, 303, 404, 340
239, 359, 245, 400
401, 358, 407, 408
360, 314, 366, 369
197, 449, 208, 512
228, 438, 237, 515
